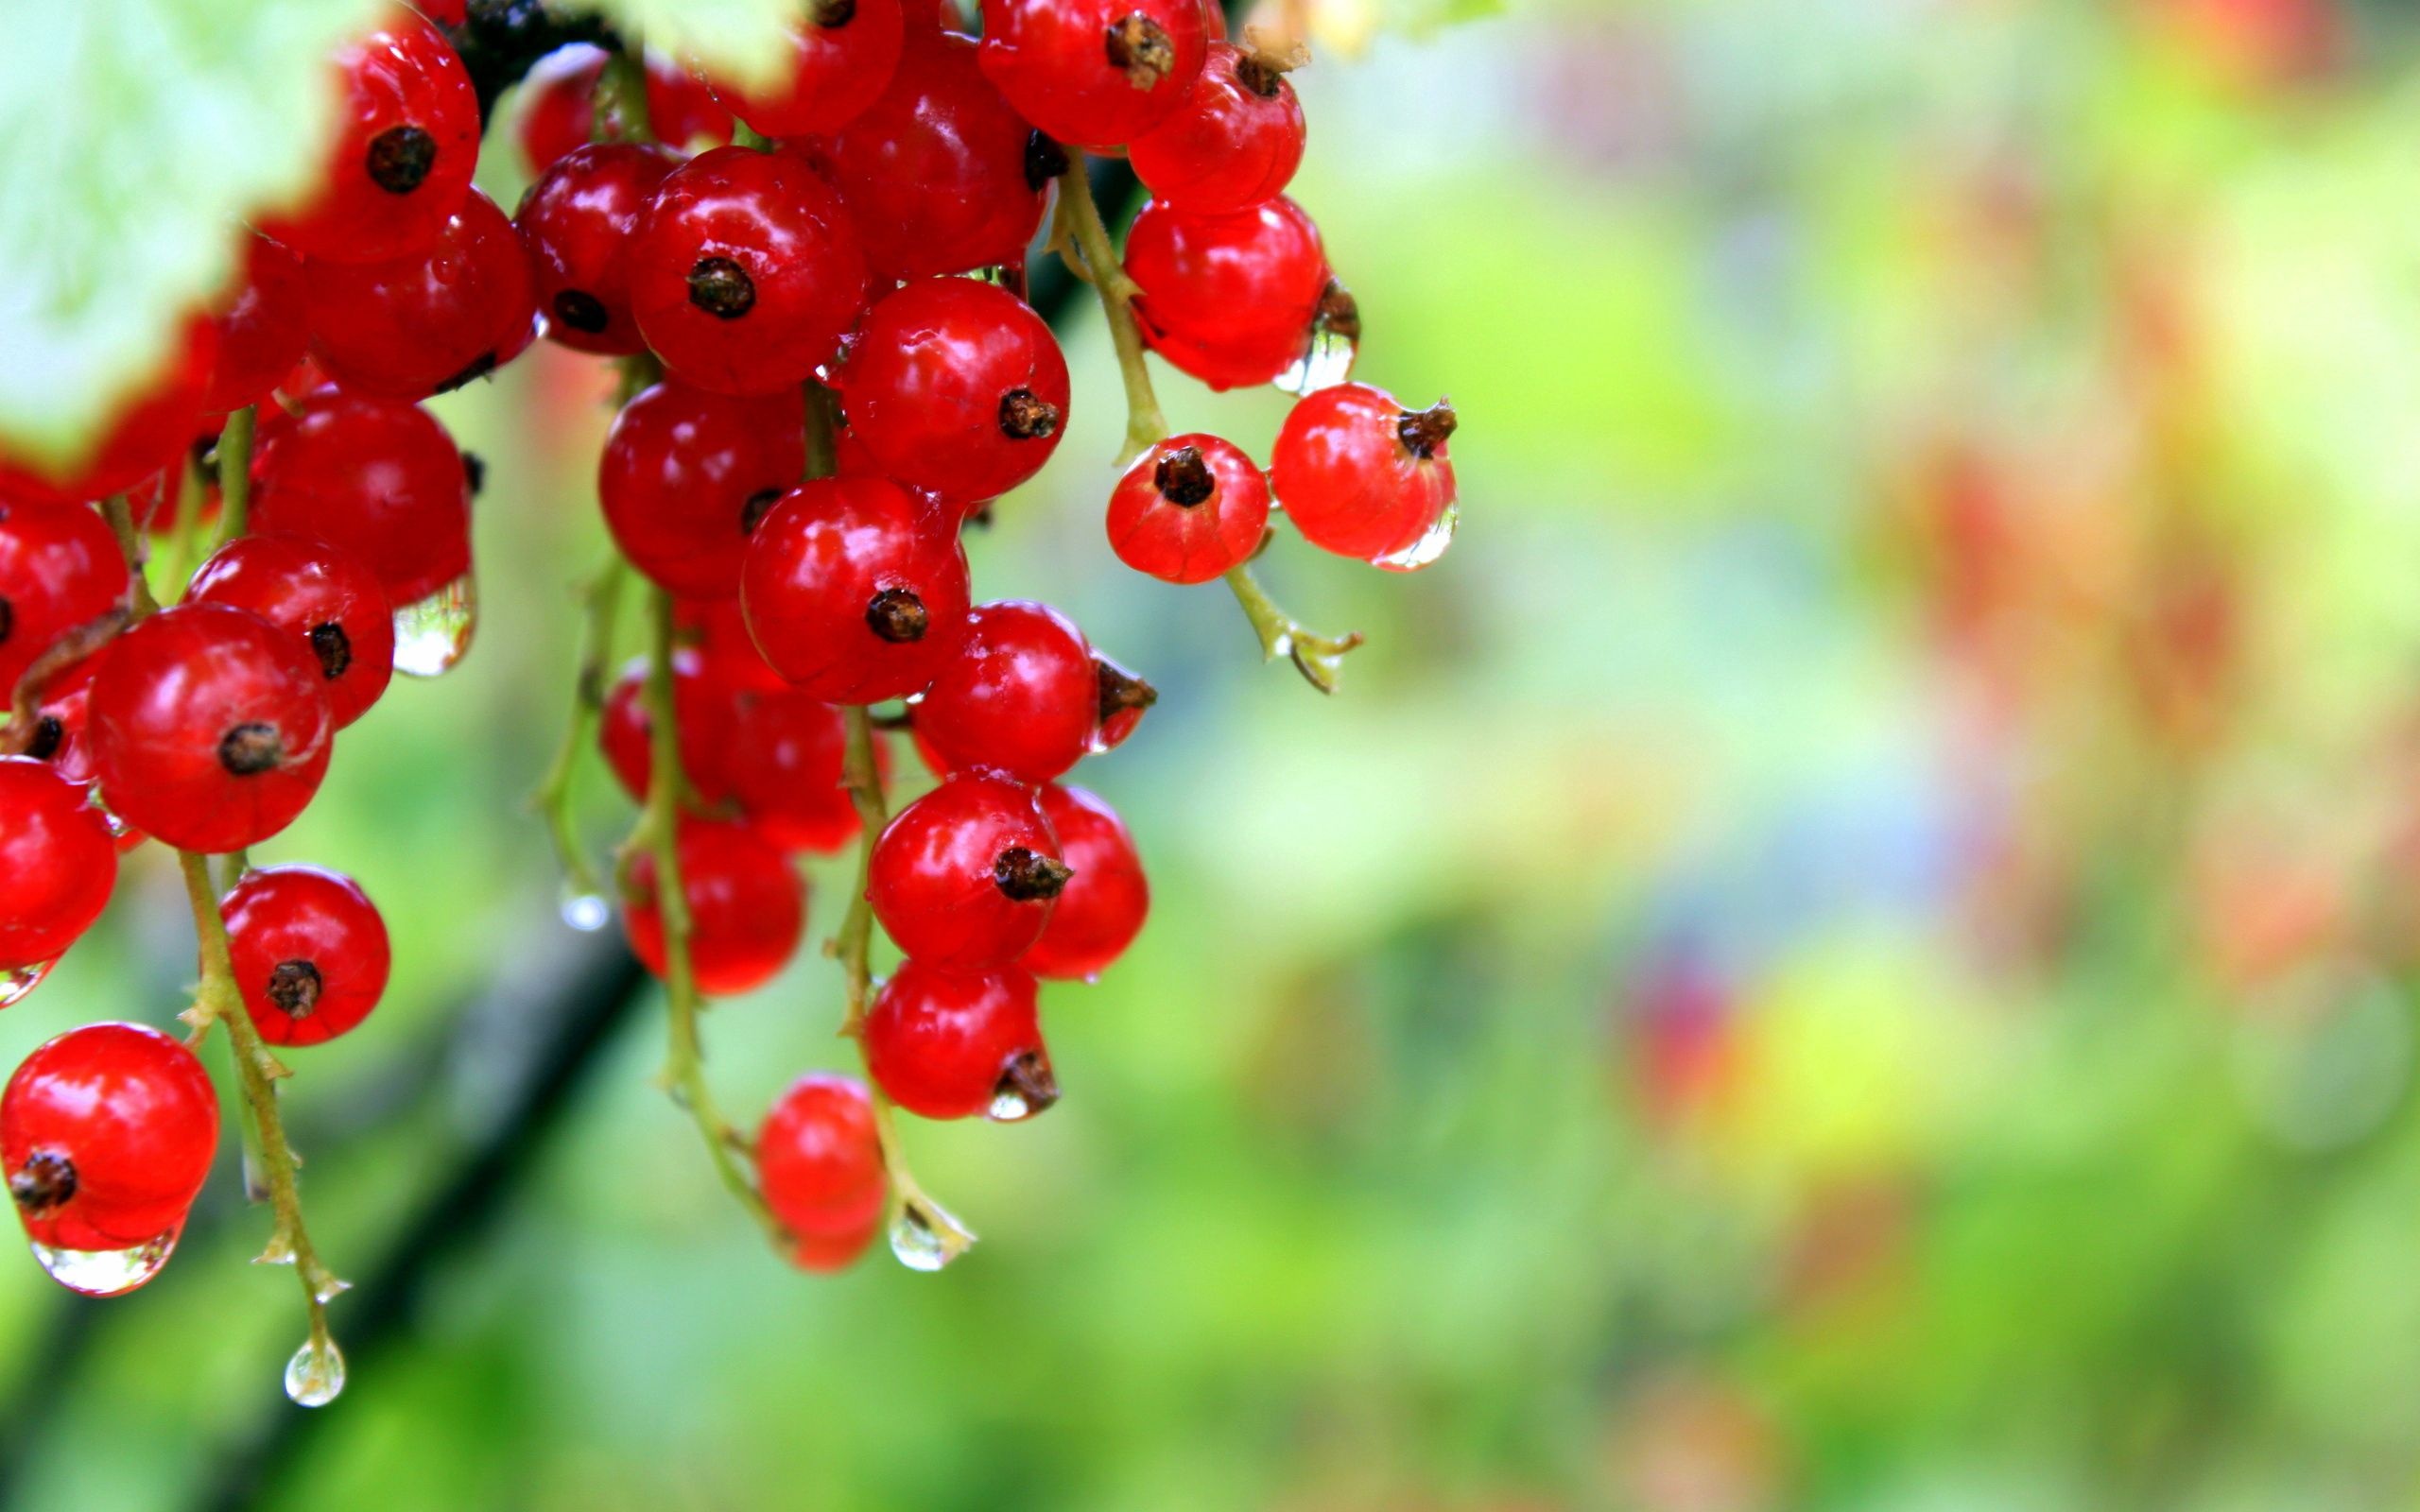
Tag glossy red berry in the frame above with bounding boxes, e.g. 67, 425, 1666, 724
517, 143, 683, 356
674, 594, 788, 694
916, 601, 1099, 782
599, 381, 806, 597
756, 1073, 886, 1239
87, 604, 335, 854
1023, 783, 1147, 979
741, 477, 971, 703
0, 501, 130, 700
621, 819, 807, 996
250, 391, 471, 607
3, 1022, 218, 1267
515, 43, 734, 173
1270, 384, 1459, 564
221, 866, 391, 1047
0, 321, 217, 507
864, 958, 1053, 1121
629, 147, 870, 396
302, 186, 537, 400
597, 648, 744, 807
842, 278, 1070, 502
187, 534, 395, 730
1106, 433, 1270, 583
266, 9, 479, 265
868, 772, 1065, 966
1129, 43, 1305, 215
712, 0, 907, 137
726, 688, 868, 853
790, 1215, 881, 1271
0, 759, 117, 971
202, 233, 311, 415
1126, 195, 1333, 390
977, 0, 1206, 148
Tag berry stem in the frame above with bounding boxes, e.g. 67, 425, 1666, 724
1220, 563, 1365, 695
98, 494, 161, 618
596, 39, 654, 145
529, 554, 629, 909
157, 445, 207, 604
213, 405, 256, 551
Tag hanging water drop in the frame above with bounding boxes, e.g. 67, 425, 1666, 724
284, 1336, 347, 1407
391, 571, 477, 679
559, 885, 611, 934
889, 1195, 977, 1272
1370, 502, 1459, 574
1275, 284, 1361, 397
31, 1231, 176, 1297
0, 958, 56, 1009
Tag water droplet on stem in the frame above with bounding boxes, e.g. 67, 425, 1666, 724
391, 572, 477, 679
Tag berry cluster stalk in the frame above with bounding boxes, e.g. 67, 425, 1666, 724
529, 554, 630, 907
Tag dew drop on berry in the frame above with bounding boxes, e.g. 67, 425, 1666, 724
285, 1336, 347, 1407
30, 1231, 177, 1297
1273, 312, 1359, 397
1370, 501, 1460, 574
888, 1194, 977, 1271
390, 570, 477, 678
559, 885, 612, 934
0, 958, 57, 1009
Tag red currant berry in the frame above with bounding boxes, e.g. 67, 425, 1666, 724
674, 594, 787, 694
0, 759, 117, 971
87, 603, 335, 854
202, 233, 311, 415
599, 381, 806, 598
266, 9, 480, 265
740, 477, 971, 704
1129, 43, 1305, 215
1196, 0, 1228, 43
629, 147, 870, 396
621, 818, 807, 996
1023, 783, 1147, 980
187, 535, 396, 730
1270, 384, 1459, 564
790, 1215, 881, 1271
842, 278, 1071, 502
864, 957, 1054, 1120
916, 601, 1098, 782
0, 320, 217, 507
1091, 653, 1156, 752
1126, 196, 1333, 390
597, 648, 745, 807
221, 866, 391, 1047
726, 688, 873, 853
515, 44, 734, 174
868, 772, 1065, 966
1105, 433, 1270, 583
0, 500, 130, 700
4, 1023, 217, 1274
302, 186, 537, 400
251, 391, 471, 607
756, 1072, 886, 1238
517, 143, 683, 356
711, 0, 907, 137
977, 0, 1207, 149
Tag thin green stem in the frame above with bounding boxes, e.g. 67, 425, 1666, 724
1221, 563, 1366, 696
803, 380, 838, 482
596, 43, 655, 144
157, 447, 206, 603
530, 556, 630, 908
213, 405, 254, 551
99, 495, 160, 617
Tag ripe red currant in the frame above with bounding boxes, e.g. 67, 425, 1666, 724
1126, 196, 1335, 390
790, 1216, 881, 1271
187, 534, 396, 730
740, 477, 971, 704
0, 320, 217, 507
1092, 653, 1156, 752
1105, 433, 1270, 583
756, 1073, 886, 1240
202, 233, 311, 416
0, 759, 118, 971
514, 43, 734, 174
0, 500, 131, 700
3, 1022, 218, 1265
250, 391, 471, 607
1270, 383, 1459, 565
842, 277, 1071, 502
977, 0, 1207, 149
1129, 43, 1305, 215
867, 772, 1066, 966
675, 594, 788, 694
302, 186, 537, 400
87, 603, 335, 854
915, 601, 1100, 782
711, 0, 907, 138
864, 957, 1054, 1120
597, 648, 745, 807
726, 688, 872, 853
621, 818, 807, 997
599, 381, 807, 598
1023, 783, 1148, 980
221, 866, 392, 1047
517, 143, 683, 356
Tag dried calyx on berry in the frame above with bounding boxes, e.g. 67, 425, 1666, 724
865, 587, 929, 643
1106, 12, 1178, 90
268, 960, 325, 1018
993, 1050, 1060, 1121
1097, 659, 1158, 723
309, 623, 354, 679
365, 125, 439, 195
687, 256, 756, 318
1397, 399, 1458, 460
1152, 445, 1215, 506
998, 387, 1062, 440
552, 289, 611, 334
8, 1151, 74, 1215
993, 846, 1073, 901
218, 721, 286, 776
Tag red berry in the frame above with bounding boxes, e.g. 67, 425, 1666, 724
867, 772, 1065, 966
599, 381, 806, 597
0, 759, 117, 971
3, 1022, 218, 1264
266, 9, 480, 265
420, 0, 467, 23
1126, 196, 1332, 390
711, 0, 907, 137
250, 391, 471, 607
1129, 43, 1305, 215
202, 233, 311, 415
1023, 783, 1147, 980
863, 957, 1053, 1120
514, 44, 734, 174
915, 601, 1098, 782
597, 648, 744, 807
740, 477, 971, 703
621, 818, 807, 996
842, 278, 1070, 502
517, 143, 683, 356
1270, 384, 1459, 564
629, 146, 870, 396
1091, 652, 1155, 752
302, 186, 537, 400
674, 594, 788, 694
977, 0, 1206, 148
756, 1072, 886, 1238
0, 321, 217, 507
221, 866, 391, 1047
0, 500, 130, 700
1105, 433, 1269, 583
790, 1215, 881, 1271
187, 534, 396, 730
725, 688, 870, 853
87, 604, 335, 854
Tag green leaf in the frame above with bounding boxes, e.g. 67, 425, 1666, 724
559, 0, 803, 93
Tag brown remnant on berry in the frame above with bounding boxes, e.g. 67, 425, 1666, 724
268, 959, 324, 1019
1152, 445, 1215, 507
462, 450, 487, 495
24, 714, 62, 763
993, 1050, 1060, 1120
366, 124, 439, 195
1397, 399, 1458, 460
308, 622, 353, 680
217, 721, 285, 776
1235, 52, 1288, 98
552, 288, 610, 334
998, 387, 1062, 441
865, 587, 928, 643
1025, 129, 1071, 192
687, 256, 756, 319
811, 0, 858, 24
1315, 279, 1362, 343
9, 1151, 75, 1216
993, 846, 1073, 902
1105, 13, 1176, 90
434, 351, 500, 394
740, 487, 784, 535
1096, 658, 1158, 725
0, 597, 12, 644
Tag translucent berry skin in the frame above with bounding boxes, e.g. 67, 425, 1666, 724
622, 819, 807, 997
517, 143, 683, 356
0, 500, 131, 700
1270, 383, 1459, 561
221, 866, 391, 1048
977, 0, 1206, 149
0, 759, 117, 971
0, 320, 216, 507
790, 1215, 880, 1271
756, 1073, 886, 1239
597, 649, 744, 807
599, 381, 806, 598
711, 0, 906, 137
203, 233, 311, 415
740, 477, 971, 704
250, 391, 471, 607
87, 604, 335, 854
916, 601, 1097, 783
3, 1023, 218, 1263
515, 43, 734, 173
726, 688, 867, 853
1129, 43, 1305, 215
1126, 196, 1330, 390
1024, 783, 1148, 980
675, 594, 788, 695
302, 186, 537, 401
799, 30, 1048, 282
1106, 433, 1270, 584
868, 772, 1063, 966
265, 9, 480, 265
628, 146, 871, 397
843, 278, 1071, 502
187, 534, 395, 730
864, 958, 1048, 1120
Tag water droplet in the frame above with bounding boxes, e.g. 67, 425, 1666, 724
313, 1272, 353, 1305
391, 572, 477, 679
1371, 502, 1459, 574
559, 886, 611, 934
284, 1337, 346, 1407
989, 1085, 1035, 1120
0, 958, 56, 1008
888, 1196, 977, 1272
1275, 313, 1359, 397
32, 1231, 177, 1297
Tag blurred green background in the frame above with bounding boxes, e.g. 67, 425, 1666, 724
24, 0, 2420, 1505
